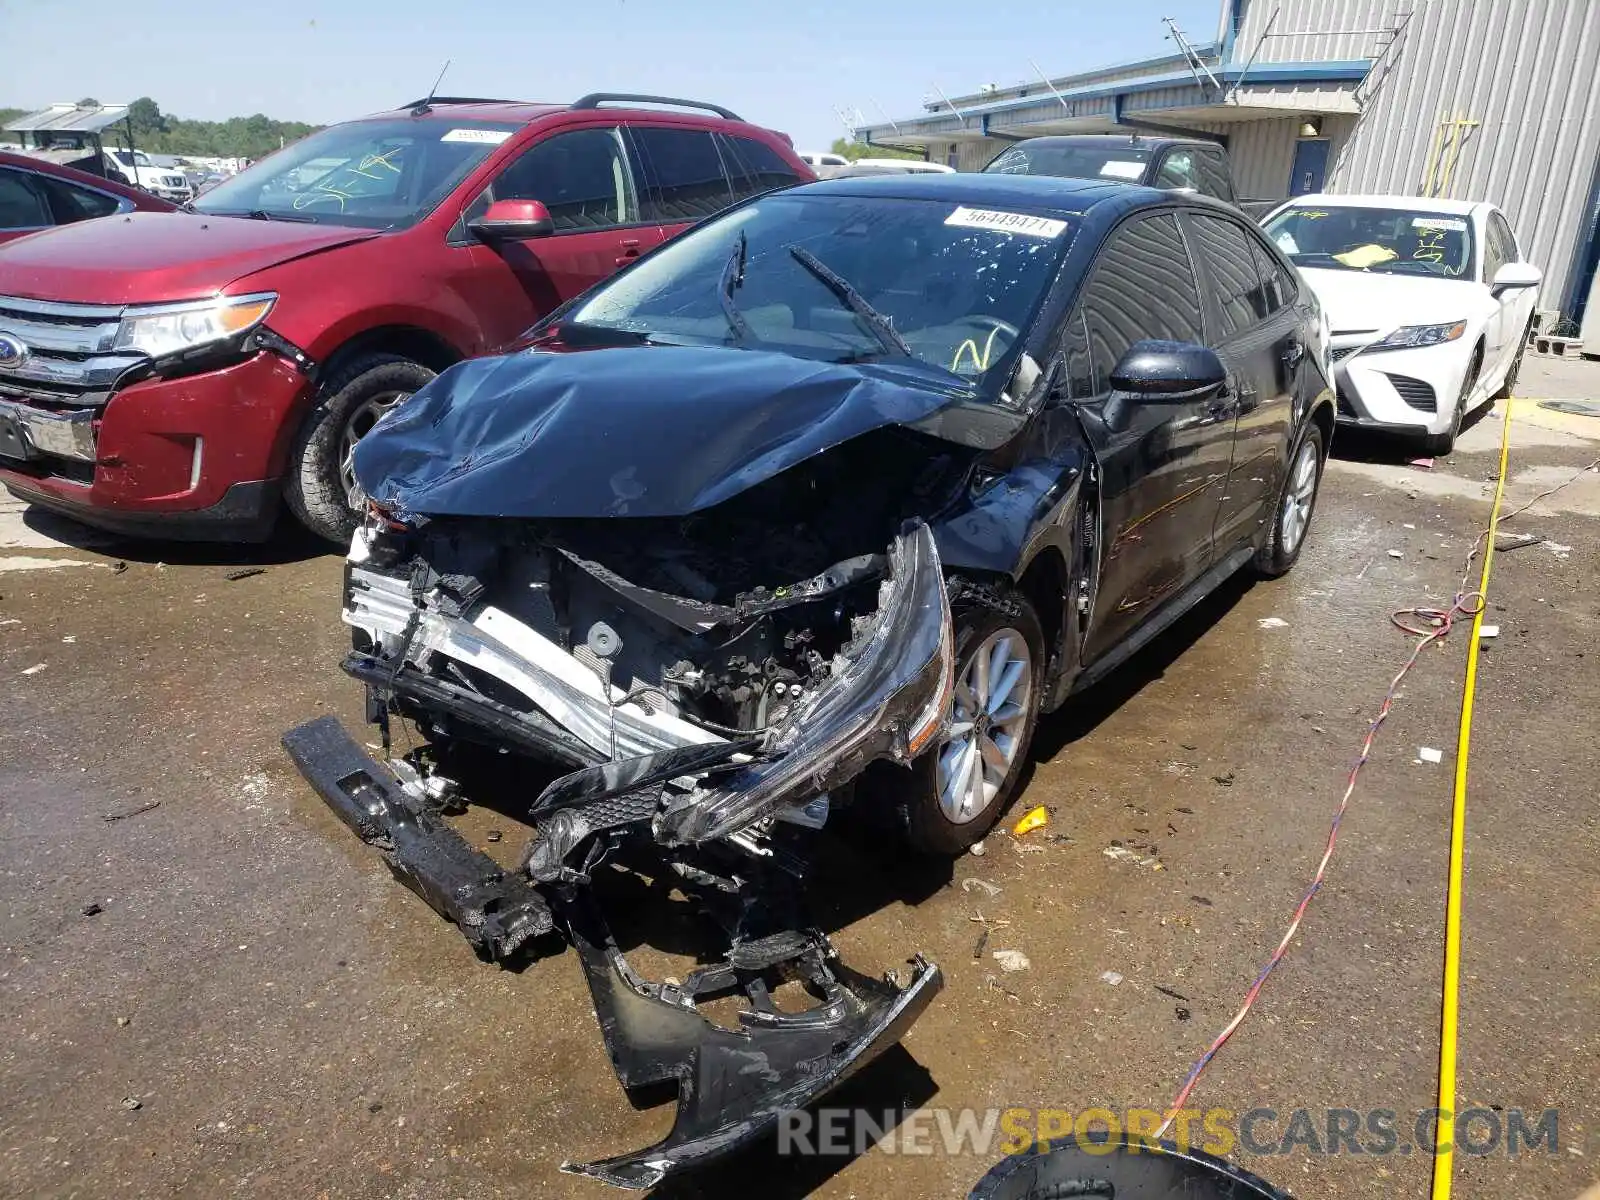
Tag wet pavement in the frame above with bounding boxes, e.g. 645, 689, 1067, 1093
2, 358, 1596, 1199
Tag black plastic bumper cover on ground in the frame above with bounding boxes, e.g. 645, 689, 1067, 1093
562, 891, 944, 1189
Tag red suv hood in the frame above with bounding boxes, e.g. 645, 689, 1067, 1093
0, 212, 380, 304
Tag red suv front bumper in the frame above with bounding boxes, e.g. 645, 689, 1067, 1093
0, 352, 311, 541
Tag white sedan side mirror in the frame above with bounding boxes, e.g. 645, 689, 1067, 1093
1491, 261, 1542, 295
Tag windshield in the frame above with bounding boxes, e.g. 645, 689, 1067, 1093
114, 149, 152, 167
984, 142, 1151, 183
193, 118, 516, 229
567, 193, 1072, 389
1264, 205, 1476, 278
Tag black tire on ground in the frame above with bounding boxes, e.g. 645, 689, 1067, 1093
1493, 320, 1533, 401
886, 582, 1046, 856
1252, 421, 1325, 579
284, 354, 436, 544
1423, 347, 1482, 457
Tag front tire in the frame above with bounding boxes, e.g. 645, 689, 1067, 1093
891, 584, 1045, 855
284, 353, 436, 544
1493, 320, 1533, 401
1252, 422, 1325, 579
1423, 347, 1481, 457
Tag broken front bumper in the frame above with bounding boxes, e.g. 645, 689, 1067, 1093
283, 523, 956, 1186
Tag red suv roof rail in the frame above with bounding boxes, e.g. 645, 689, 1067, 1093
569, 93, 742, 121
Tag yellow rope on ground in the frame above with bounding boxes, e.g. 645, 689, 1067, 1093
1429, 396, 1513, 1200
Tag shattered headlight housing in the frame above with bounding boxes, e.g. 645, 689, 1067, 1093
1366, 320, 1466, 353
657, 522, 954, 845
113, 292, 276, 358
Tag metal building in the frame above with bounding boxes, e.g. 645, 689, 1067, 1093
855, 0, 1600, 321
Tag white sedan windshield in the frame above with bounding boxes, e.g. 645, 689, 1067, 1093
1265, 205, 1475, 278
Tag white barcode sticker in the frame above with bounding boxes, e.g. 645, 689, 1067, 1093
945, 206, 1068, 239
441, 128, 513, 144
1412, 216, 1467, 231
1099, 160, 1146, 180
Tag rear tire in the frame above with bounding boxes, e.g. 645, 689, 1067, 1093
887, 583, 1045, 855
1252, 422, 1325, 579
284, 353, 435, 544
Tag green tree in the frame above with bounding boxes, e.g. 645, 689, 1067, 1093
76, 96, 100, 108
127, 97, 166, 137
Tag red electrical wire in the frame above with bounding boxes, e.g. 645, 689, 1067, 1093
1152, 450, 1600, 1140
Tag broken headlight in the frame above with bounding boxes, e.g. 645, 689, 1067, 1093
656, 522, 953, 845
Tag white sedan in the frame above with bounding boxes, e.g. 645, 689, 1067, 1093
1261, 195, 1541, 453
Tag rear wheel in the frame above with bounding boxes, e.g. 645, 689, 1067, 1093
285, 353, 436, 544
889, 585, 1045, 855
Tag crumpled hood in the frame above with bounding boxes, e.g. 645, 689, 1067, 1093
355, 345, 975, 520
1298, 267, 1488, 333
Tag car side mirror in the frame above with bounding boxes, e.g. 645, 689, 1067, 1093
468, 198, 554, 242
1490, 261, 1541, 297
1110, 339, 1227, 400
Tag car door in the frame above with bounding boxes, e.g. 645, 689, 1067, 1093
1482, 210, 1534, 380
0, 166, 53, 244
1063, 211, 1239, 660
461, 124, 653, 348
625, 124, 738, 241
1184, 210, 1301, 551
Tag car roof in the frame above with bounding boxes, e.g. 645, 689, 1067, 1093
1280, 193, 1485, 217
362, 101, 568, 124
793, 171, 1150, 215
1006, 133, 1220, 150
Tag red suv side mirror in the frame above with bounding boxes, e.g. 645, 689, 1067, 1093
469, 199, 555, 242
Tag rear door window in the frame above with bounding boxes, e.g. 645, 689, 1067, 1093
1247, 236, 1299, 314
628, 126, 735, 222
719, 134, 803, 200
1186, 213, 1268, 336
0, 168, 51, 230
472, 127, 636, 231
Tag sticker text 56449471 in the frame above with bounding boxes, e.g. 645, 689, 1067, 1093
945, 206, 1069, 240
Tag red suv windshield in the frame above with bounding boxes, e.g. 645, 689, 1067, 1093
195, 118, 518, 229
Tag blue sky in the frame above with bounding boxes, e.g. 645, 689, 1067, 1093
4, 0, 1221, 149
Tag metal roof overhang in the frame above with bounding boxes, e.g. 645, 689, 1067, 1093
858, 61, 1370, 146
5, 104, 132, 134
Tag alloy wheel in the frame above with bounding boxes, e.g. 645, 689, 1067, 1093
1280, 438, 1320, 555
937, 628, 1033, 823
338, 390, 408, 507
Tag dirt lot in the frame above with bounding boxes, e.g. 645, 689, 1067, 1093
2, 358, 1596, 1199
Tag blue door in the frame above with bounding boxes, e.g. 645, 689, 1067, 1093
1289, 139, 1330, 195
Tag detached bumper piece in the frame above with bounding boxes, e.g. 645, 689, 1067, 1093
281, 716, 554, 960
561, 890, 943, 1190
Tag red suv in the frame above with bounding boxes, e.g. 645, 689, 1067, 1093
0, 94, 811, 542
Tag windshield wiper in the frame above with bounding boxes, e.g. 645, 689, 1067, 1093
718, 231, 754, 344
206, 208, 320, 224
786, 244, 913, 359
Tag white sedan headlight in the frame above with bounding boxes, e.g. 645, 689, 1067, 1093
113, 293, 276, 358
1367, 320, 1466, 352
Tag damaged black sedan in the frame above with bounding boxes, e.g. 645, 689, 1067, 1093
284, 174, 1333, 1187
